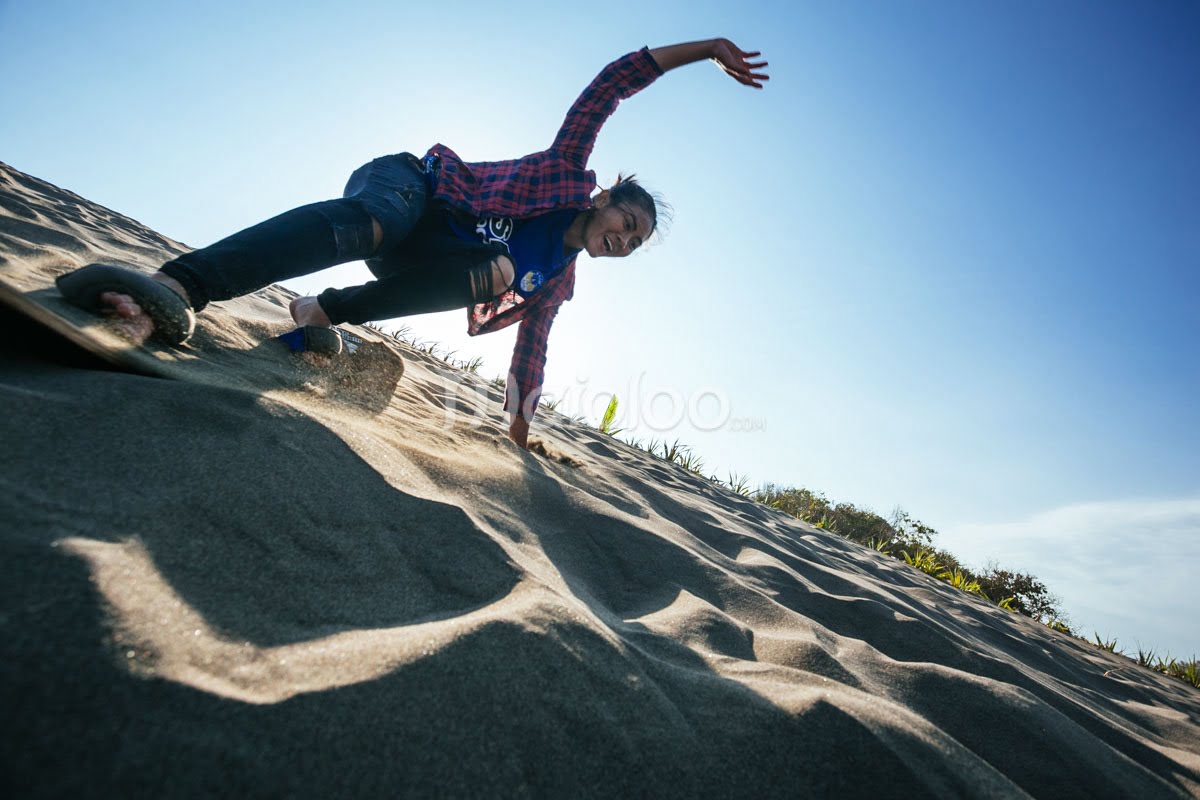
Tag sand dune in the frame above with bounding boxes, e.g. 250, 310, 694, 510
2, 160, 1198, 798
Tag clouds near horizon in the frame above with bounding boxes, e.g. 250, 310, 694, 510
949, 497, 1200, 658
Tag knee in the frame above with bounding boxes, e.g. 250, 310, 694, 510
468, 254, 516, 303
491, 255, 514, 295
311, 198, 377, 261
370, 216, 383, 253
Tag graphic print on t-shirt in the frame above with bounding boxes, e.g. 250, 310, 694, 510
452, 211, 579, 299
475, 217, 514, 250
475, 216, 543, 296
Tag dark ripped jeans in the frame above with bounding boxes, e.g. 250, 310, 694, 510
159, 153, 491, 325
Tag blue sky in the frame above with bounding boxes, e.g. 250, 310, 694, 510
2, 1, 1197, 657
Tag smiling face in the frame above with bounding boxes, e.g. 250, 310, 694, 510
574, 190, 655, 258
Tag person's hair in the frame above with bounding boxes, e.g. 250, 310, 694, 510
609, 173, 672, 246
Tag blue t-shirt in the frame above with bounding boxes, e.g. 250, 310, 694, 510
448, 210, 581, 298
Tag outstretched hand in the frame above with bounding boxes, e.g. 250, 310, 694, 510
711, 39, 769, 89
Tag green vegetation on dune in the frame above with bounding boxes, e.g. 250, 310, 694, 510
753, 485, 1065, 625
748, 486, 1196, 688
585, 394, 1199, 690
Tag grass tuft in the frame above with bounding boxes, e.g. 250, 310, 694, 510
599, 395, 622, 436
867, 537, 892, 557
725, 472, 753, 496
902, 549, 943, 576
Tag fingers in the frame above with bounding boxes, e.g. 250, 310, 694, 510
715, 46, 770, 88
713, 57, 769, 85
99, 291, 142, 318
739, 63, 769, 88
731, 74, 765, 89
737, 64, 770, 78
723, 64, 769, 88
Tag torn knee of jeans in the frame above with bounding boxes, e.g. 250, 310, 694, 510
312, 199, 376, 261
331, 222, 375, 261
491, 255, 514, 294
468, 255, 514, 303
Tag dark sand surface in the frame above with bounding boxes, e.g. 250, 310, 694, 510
2, 161, 1198, 798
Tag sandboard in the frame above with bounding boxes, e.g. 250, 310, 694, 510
0, 273, 167, 376
0, 274, 391, 377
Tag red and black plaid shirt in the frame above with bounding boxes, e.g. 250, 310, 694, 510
424, 47, 662, 420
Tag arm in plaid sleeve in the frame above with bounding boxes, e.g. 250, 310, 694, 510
550, 47, 663, 168
504, 303, 561, 423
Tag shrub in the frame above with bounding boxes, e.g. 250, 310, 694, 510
754, 485, 899, 546
974, 561, 1065, 624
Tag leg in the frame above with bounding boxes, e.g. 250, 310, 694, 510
98, 154, 430, 338
157, 198, 379, 312
314, 254, 514, 325
159, 153, 428, 313
489, 255, 515, 297
94, 199, 379, 337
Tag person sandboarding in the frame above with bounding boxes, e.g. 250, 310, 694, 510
56, 38, 768, 448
